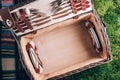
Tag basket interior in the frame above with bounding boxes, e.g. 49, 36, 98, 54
33, 20, 99, 74
20, 14, 106, 79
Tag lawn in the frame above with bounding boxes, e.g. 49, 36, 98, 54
63, 0, 120, 80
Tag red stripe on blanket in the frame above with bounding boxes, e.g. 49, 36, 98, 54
1, 0, 13, 4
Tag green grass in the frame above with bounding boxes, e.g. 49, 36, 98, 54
64, 0, 120, 80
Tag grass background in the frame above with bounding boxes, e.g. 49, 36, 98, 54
63, 0, 120, 80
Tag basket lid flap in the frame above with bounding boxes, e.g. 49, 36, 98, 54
0, 0, 93, 36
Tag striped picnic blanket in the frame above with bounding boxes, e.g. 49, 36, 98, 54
0, 0, 30, 80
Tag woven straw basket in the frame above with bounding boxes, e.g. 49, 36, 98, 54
0, 0, 112, 80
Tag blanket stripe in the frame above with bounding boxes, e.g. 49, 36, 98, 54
1, 0, 14, 7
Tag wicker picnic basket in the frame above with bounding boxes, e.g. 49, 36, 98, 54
0, 0, 112, 80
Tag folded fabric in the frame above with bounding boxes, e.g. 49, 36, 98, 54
0, 29, 30, 80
